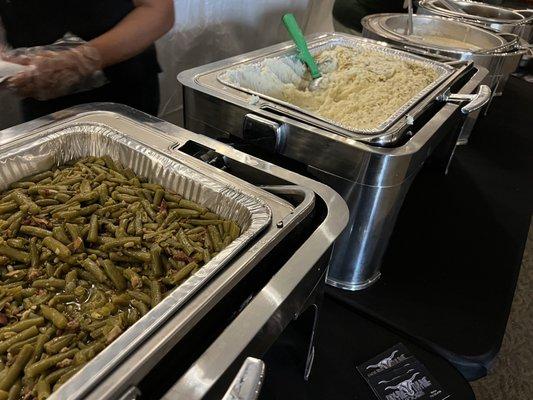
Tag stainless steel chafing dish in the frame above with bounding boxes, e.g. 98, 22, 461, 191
362, 13, 528, 98
178, 32, 490, 291
0, 103, 348, 399
417, 0, 533, 43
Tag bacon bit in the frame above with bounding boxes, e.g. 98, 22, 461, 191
69, 236, 83, 252
159, 199, 168, 214
28, 268, 41, 281
56, 357, 72, 368
30, 216, 52, 228
172, 250, 192, 263
66, 320, 80, 331
21, 217, 33, 226
0, 313, 8, 326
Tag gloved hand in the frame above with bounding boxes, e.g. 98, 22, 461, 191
3, 45, 102, 100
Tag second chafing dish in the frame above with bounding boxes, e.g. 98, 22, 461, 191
0, 105, 348, 399
178, 31, 490, 291
180, 32, 486, 147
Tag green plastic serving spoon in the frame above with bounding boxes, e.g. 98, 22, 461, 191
282, 13, 322, 80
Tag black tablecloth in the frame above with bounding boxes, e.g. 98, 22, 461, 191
328, 76, 533, 380
261, 296, 475, 400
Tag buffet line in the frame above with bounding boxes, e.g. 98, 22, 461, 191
0, 1, 531, 399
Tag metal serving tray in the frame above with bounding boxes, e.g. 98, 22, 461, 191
216, 35, 455, 135
0, 117, 308, 399
182, 32, 470, 145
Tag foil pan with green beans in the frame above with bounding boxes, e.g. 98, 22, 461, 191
0, 155, 248, 399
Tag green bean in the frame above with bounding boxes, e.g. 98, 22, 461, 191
165, 262, 198, 286
48, 294, 76, 307
0, 344, 33, 391
101, 259, 126, 291
52, 226, 70, 245
108, 252, 139, 263
41, 237, 71, 260
73, 342, 105, 367
32, 279, 65, 290
53, 365, 82, 390
0, 202, 18, 215
0, 326, 38, 354
188, 219, 224, 226
122, 250, 150, 263
78, 204, 100, 217
146, 279, 161, 307
25, 349, 77, 378
87, 214, 99, 243
79, 180, 91, 193
69, 190, 99, 204
5, 238, 25, 249
11, 191, 40, 215
36, 376, 51, 400
111, 293, 131, 306
99, 236, 141, 251
0, 211, 23, 230
127, 290, 151, 305
152, 189, 164, 207
40, 305, 68, 330
29, 239, 40, 269
229, 221, 241, 240
130, 299, 149, 316
44, 334, 75, 354
149, 244, 163, 278
35, 198, 60, 207
7, 336, 38, 355
79, 258, 107, 283
27, 171, 54, 183
0, 318, 44, 336
29, 327, 55, 366
0, 245, 30, 264
7, 378, 21, 400
123, 269, 142, 288
95, 203, 124, 217
177, 229, 194, 256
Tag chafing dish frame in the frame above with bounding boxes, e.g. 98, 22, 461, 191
0, 103, 349, 399
177, 32, 490, 291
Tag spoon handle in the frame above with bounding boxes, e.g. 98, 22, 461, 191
282, 13, 321, 79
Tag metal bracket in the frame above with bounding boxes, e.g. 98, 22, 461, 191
437, 84, 491, 114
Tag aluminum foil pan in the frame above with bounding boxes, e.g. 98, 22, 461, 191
217, 36, 455, 135
0, 122, 272, 397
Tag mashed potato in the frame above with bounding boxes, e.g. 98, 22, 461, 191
221, 46, 439, 131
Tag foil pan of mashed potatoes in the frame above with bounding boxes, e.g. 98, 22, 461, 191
218, 37, 455, 135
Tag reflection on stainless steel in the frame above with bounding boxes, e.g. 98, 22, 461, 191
418, 0, 533, 43
221, 357, 265, 400
0, 103, 348, 399
362, 14, 527, 97
178, 32, 489, 290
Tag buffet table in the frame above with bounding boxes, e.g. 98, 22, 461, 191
259, 75, 532, 399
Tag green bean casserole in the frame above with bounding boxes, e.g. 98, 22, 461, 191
0, 156, 241, 399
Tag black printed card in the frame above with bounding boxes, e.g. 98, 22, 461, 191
357, 344, 451, 400
357, 343, 413, 381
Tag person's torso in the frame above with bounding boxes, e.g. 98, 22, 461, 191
0, 0, 161, 82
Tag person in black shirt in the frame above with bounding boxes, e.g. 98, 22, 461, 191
0, 0, 174, 120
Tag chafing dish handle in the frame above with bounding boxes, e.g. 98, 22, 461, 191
221, 357, 265, 400
437, 84, 491, 114
242, 113, 284, 151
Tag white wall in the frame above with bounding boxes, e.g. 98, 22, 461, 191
0, 1, 334, 129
